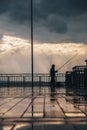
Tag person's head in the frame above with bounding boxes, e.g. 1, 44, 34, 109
52, 64, 55, 68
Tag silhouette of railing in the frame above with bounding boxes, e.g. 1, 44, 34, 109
0, 73, 65, 97
0, 73, 65, 87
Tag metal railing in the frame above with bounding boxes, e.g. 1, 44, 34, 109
0, 73, 65, 87
0, 73, 65, 97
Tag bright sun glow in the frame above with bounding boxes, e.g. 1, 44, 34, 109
0, 35, 29, 54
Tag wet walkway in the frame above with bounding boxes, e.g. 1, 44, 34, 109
0, 87, 87, 130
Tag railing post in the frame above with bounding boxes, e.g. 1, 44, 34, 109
23, 76, 25, 87
7, 76, 10, 95
23, 76, 25, 96
7, 76, 10, 87
39, 76, 41, 94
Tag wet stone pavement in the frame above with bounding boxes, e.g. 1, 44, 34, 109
0, 87, 87, 130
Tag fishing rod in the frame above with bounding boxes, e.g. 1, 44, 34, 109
58, 53, 77, 71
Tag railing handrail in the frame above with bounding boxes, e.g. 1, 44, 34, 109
0, 73, 65, 77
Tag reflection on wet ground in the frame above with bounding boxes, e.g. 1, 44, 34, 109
0, 87, 87, 130
14, 124, 87, 130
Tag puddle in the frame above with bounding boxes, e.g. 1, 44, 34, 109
65, 112, 86, 117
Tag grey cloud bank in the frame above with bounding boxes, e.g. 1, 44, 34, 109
0, 0, 87, 42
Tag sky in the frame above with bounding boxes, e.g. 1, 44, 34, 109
0, 0, 87, 73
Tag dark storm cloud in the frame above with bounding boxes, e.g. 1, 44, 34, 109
0, 0, 31, 23
0, 0, 11, 13
40, 0, 87, 17
0, 0, 87, 42
9, 0, 31, 23
44, 15, 67, 33
39, 0, 87, 33
0, 0, 87, 27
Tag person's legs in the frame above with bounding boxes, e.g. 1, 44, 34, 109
50, 78, 53, 92
53, 78, 56, 91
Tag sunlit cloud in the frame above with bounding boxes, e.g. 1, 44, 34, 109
0, 35, 87, 73
0, 35, 29, 54
34, 43, 85, 55
0, 35, 86, 55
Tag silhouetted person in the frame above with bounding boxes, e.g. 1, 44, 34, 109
50, 64, 58, 92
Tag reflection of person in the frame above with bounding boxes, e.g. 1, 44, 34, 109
50, 64, 58, 91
